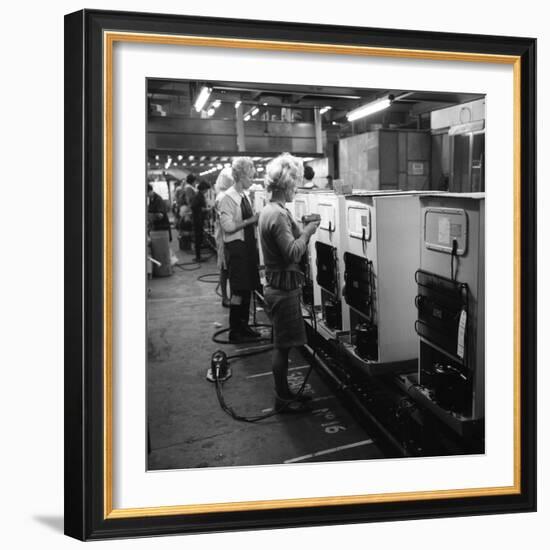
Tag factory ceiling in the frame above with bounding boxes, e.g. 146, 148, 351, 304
147, 79, 484, 175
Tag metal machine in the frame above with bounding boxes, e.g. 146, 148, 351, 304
307, 192, 349, 334
409, 192, 485, 436
341, 191, 425, 368
289, 190, 323, 307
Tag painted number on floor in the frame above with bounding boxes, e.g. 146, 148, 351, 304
312, 407, 347, 434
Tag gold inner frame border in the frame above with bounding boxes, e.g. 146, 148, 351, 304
102, 30, 522, 519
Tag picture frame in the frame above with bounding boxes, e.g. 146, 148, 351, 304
64, 8, 536, 541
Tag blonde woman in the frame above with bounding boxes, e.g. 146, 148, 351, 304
218, 157, 261, 342
258, 154, 320, 412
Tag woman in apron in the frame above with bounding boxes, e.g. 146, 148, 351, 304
218, 157, 261, 342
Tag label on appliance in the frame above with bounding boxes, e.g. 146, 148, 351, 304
457, 309, 467, 359
348, 206, 370, 240
319, 203, 336, 231
411, 162, 424, 175
438, 217, 450, 245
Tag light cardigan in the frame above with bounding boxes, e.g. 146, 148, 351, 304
218, 185, 254, 243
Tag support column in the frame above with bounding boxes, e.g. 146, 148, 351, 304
236, 104, 246, 152
314, 107, 323, 155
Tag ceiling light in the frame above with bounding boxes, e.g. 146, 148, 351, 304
262, 102, 268, 106
155, 155, 159, 160
177, 155, 183, 161
194, 86, 212, 112
244, 114, 251, 121
189, 155, 195, 161
234, 101, 241, 109
212, 99, 221, 108
320, 106, 332, 115
347, 97, 392, 122
251, 106, 259, 116
173, 162, 178, 167
207, 107, 215, 117
217, 164, 223, 169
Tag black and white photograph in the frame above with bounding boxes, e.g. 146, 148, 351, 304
146, 78, 486, 471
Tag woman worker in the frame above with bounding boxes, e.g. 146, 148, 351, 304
218, 157, 261, 342
258, 154, 320, 412
214, 167, 234, 308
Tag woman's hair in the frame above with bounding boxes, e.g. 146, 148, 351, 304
231, 157, 255, 184
214, 167, 234, 194
198, 180, 210, 192
265, 153, 303, 193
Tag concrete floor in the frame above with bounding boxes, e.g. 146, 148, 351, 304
147, 240, 383, 470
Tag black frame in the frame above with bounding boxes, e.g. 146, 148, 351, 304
64, 9, 536, 541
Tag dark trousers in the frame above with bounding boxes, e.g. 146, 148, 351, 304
193, 223, 203, 259
229, 290, 252, 331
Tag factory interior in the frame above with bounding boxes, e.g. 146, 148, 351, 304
146, 78, 485, 470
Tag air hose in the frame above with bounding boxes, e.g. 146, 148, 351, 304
210, 295, 318, 422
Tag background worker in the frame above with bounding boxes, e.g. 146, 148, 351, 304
218, 157, 261, 342
147, 183, 171, 239
302, 165, 317, 189
258, 154, 320, 412
190, 180, 211, 263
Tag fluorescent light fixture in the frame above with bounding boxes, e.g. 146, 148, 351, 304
207, 107, 215, 117
347, 97, 392, 122
251, 106, 259, 116
194, 86, 212, 112
234, 101, 242, 109
212, 99, 221, 108
177, 155, 183, 161
155, 155, 159, 160
262, 102, 268, 106
320, 106, 332, 115
189, 155, 195, 161
244, 114, 251, 121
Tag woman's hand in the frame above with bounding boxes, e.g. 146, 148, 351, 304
247, 213, 260, 226
303, 220, 320, 237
